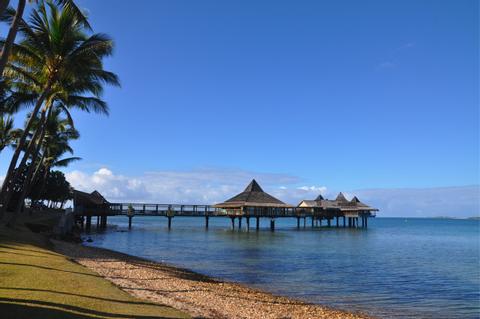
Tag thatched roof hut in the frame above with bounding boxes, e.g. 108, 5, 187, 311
214, 179, 292, 210
298, 192, 378, 214
73, 190, 110, 214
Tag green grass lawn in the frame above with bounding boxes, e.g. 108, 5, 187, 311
0, 224, 190, 319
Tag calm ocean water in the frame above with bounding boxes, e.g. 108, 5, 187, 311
84, 217, 480, 319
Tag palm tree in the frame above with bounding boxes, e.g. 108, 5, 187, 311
18, 105, 80, 211
0, 0, 90, 79
0, 115, 20, 152
0, 1, 119, 217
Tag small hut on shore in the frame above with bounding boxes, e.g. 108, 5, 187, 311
73, 190, 111, 229
73, 190, 110, 215
214, 179, 293, 217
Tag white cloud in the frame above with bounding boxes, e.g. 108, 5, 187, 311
65, 167, 325, 205
65, 167, 479, 218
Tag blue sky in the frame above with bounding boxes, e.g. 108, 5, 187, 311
1, 0, 479, 215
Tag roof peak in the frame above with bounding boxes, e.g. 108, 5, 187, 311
244, 179, 264, 192
315, 194, 324, 201
336, 192, 348, 202
351, 196, 360, 203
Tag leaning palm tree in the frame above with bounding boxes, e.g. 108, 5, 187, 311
0, 1, 119, 218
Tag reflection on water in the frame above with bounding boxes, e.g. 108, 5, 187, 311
85, 217, 480, 319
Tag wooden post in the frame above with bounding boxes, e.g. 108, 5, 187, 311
167, 216, 172, 229
365, 217, 368, 228
205, 216, 209, 229
327, 219, 331, 227
311, 216, 314, 228
343, 216, 346, 227
246, 217, 250, 231
238, 217, 242, 230
231, 217, 235, 230
336, 216, 339, 228
296, 217, 300, 228
128, 216, 133, 229
86, 216, 91, 231
155, 204, 159, 213
303, 217, 306, 228
348, 217, 351, 227
96, 216, 100, 227
256, 217, 260, 230
319, 218, 322, 227
270, 218, 275, 231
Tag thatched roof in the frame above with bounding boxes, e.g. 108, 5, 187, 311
335, 192, 348, 203
73, 190, 109, 207
214, 179, 292, 208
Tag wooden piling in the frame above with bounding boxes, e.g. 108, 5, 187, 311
85, 216, 91, 231
270, 219, 275, 231
238, 217, 242, 230
246, 217, 250, 231
128, 216, 133, 229
167, 216, 172, 229
231, 217, 235, 230
256, 217, 260, 230
205, 216, 209, 229
296, 217, 300, 228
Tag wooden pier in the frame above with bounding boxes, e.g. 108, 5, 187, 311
76, 202, 375, 231
73, 183, 377, 232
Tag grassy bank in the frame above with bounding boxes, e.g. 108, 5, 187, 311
0, 223, 190, 319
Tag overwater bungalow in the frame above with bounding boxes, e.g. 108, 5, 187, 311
214, 179, 293, 230
298, 192, 378, 227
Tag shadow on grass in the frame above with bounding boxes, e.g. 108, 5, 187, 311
0, 262, 101, 278
0, 287, 160, 306
0, 250, 50, 258
0, 298, 176, 319
0, 244, 60, 257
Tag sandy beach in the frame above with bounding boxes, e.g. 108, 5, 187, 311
52, 240, 371, 319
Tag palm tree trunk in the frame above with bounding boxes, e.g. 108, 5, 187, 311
0, 88, 49, 217
29, 152, 45, 192
1, 108, 46, 215
11, 122, 46, 217
10, 106, 48, 214
0, 0, 26, 77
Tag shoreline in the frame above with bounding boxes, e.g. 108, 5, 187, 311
52, 239, 372, 319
